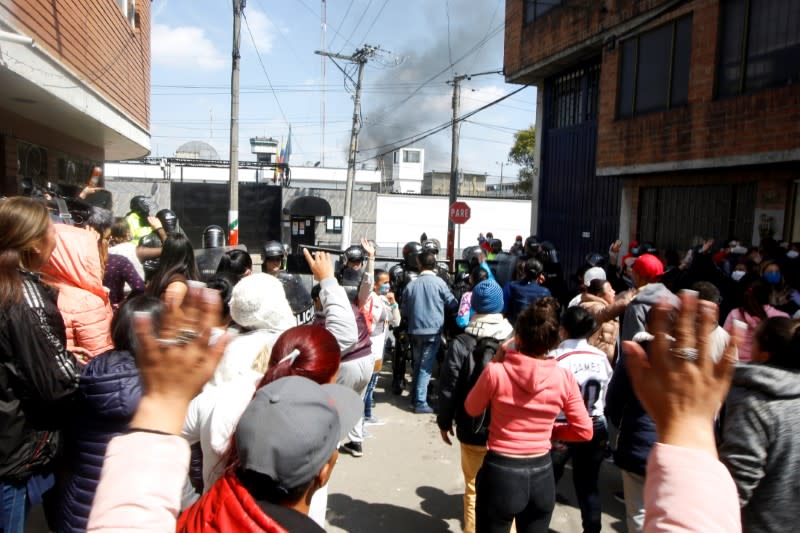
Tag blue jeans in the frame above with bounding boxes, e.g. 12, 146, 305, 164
410, 334, 441, 407
0, 482, 29, 533
364, 371, 380, 418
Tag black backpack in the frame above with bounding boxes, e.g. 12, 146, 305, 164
460, 334, 500, 435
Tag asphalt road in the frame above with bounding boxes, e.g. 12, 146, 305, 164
326, 368, 627, 533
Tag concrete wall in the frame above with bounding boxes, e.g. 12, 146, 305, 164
281, 187, 377, 247
104, 178, 171, 218
376, 195, 532, 256
2, 0, 151, 128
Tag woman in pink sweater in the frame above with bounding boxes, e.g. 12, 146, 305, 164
723, 280, 788, 362
465, 297, 593, 533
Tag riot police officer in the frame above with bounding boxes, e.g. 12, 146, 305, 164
195, 225, 228, 281
421, 239, 452, 287
388, 241, 423, 395
263, 240, 314, 325
125, 195, 158, 242
138, 209, 177, 282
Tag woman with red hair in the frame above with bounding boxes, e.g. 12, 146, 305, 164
178, 325, 341, 532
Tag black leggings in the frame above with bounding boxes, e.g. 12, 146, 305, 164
475, 451, 555, 533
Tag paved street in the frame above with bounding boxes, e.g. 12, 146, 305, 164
327, 368, 627, 533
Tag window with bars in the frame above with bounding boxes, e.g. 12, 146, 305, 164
617, 16, 692, 118
717, 0, 800, 98
548, 64, 600, 129
524, 0, 562, 24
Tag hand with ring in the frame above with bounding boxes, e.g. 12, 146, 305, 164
623, 290, 743, 456
130, 282, 231, 435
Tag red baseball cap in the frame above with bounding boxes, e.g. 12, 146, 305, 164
632, 253, 663, 282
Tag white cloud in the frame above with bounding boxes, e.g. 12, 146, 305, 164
152, 24, 226, 71
242, 9, 275, 56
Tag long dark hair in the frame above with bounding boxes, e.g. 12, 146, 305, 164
146, 233, 200, 298
0, 197, 51, 307
216, 249, 252, 281
112, 294, 163, 352
740, 280, 770, 321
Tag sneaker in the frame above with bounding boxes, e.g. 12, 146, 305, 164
339, 441, 363, 457
414, 404, 434, 414
364, 416, 385, 426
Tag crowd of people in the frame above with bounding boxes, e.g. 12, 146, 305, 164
0, 185, 798, 533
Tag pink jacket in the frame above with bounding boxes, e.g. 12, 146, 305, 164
41, 224, 113, 357
723, 306, 788, 362
86, 435, 740, 532
645, 444, 741, 532
464, 350, 593, 455
87, 432, 188, 531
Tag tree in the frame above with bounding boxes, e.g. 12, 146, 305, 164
508, 125, 535, 195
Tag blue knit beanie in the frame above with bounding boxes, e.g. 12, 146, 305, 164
471, 280, 504, 314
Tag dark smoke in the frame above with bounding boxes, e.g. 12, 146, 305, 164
357, 0, 505, 171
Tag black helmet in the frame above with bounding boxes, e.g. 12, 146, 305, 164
585, 252, 606, 267
156, 209, 178, 234
263, 240, 285, 260
343, 245, 365, 263
130, 195, 157, 218
523, 236, 541, 257
490, 239, 502, 253
402, 241, 423, 265
421, 239, 440, 255
462, 245, 483, 262
202, 225, 226, 248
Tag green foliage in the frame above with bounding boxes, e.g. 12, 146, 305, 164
508, 125, 535, 195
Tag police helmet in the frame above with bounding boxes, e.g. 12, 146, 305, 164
490, 239, 502, 253
156, 209, 178, 234
524, 236, 541, 257
585, 252, 606, 268
202, 225, 226, 248
343, 245, 365, 264
130, 195, 157, 218
462, 245, 483, 261
263, 240, 286, 260
402, 241, 423, 265
421, 239, 440, 255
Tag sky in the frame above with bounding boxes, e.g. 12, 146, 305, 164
149, 0, 537, 185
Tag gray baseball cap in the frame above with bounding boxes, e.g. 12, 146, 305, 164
235, 375, 362, 491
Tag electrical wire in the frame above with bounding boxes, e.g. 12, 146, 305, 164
340, 0, 373, 52
359, 0, 390, 45
356, 84, 529, 162
242, 10, 302, 155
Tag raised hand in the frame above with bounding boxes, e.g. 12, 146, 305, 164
303, 248, 334, 281
623, 290, 743, 455
360, 238, 376, 258
130, 282, 230, 435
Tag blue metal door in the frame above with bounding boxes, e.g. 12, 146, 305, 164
539, 62, 621, 283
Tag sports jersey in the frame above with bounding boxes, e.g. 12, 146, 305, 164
549, 338, 613, 417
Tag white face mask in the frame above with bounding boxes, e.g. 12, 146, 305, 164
787, 250, 799, 260
731, 270, 746, 282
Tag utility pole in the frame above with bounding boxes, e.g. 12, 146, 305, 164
320, 0, 326, 167
228, 0, 244, 246
446, 73, 468, 271
496, 161, 504, 197
315, 45, 379, 248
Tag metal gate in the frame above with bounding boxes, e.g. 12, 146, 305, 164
539, 61, 621, 281
637, 182, 757, 250
171, 182, 282, 252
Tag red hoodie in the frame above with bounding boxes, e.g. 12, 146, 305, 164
464, 350, 593, 455
177, 473, 288, 533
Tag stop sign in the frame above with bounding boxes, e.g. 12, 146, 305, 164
449, 201, 471, 224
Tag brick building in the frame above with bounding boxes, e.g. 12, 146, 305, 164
504, 0, 800, 275
0, 0, 151, 196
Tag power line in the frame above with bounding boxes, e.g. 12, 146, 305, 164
357, 84, 529, 162
359, 0, 390, 45
340, 0, 373, 53
242, 10, 302, 155
328, 0, 356, 49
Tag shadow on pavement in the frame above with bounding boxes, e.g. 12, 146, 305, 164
327, 493, 454, 533
417, 485, 462, 524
